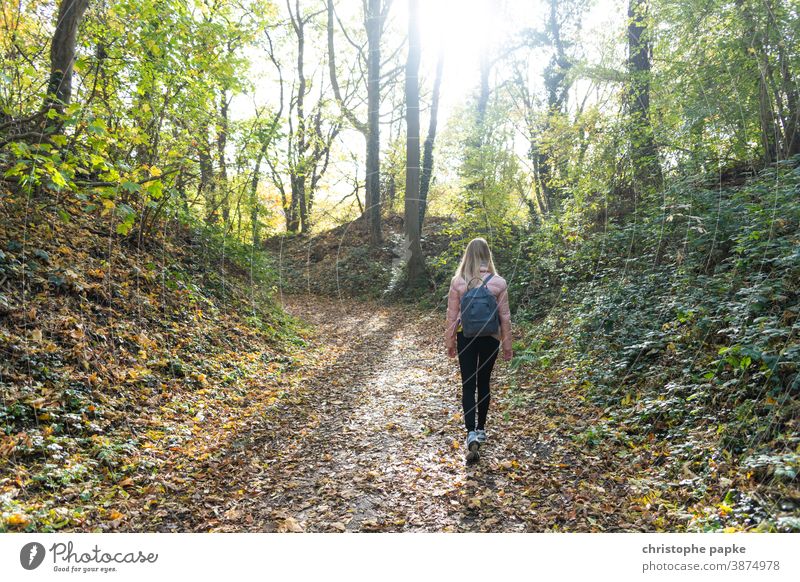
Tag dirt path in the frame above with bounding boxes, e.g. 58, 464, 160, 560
157, 294, 642, 532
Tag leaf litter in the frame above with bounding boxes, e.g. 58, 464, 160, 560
143, 293, 651, 533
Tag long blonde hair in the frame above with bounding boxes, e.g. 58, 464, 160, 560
455, 237, 497, 288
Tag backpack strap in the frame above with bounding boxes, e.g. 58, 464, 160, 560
463, 272, 494, 289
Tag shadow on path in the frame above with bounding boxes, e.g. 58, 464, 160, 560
145, 293, 643, 532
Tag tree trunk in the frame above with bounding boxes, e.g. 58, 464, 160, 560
387, 174, 396, 207
217, 85, 230, 226
404, 0, 424, 285
776, 43, 800, 157
759, 0, 799, 157
537, 0, 572, 212
292, 1, 309, 234
476, 53, 490, 140
736, 0, 781, 164
511, 64, 550, 217
366, 0, 383, 245
327, 0, 383, 243
298, 177, 309, 233
757, 68, 778, 164
250, 143, 266, 247
199, 130, 216, 225
463, 51, 491, 210
288, 174, 301, 232
171, 125, 189, 213
44, 0, 90, 112
625, 0, 663, 205
419, 50, 443, 229
462, 51, 492, 220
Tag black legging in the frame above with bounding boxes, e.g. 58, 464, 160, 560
456, 331, 500, 432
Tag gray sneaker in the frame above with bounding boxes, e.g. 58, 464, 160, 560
465, 431, 480, 463
476, 429, 487, 444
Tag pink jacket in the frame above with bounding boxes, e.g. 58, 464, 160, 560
445, 266, 512, 352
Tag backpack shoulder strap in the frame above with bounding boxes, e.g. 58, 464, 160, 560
463, 272, 495, 289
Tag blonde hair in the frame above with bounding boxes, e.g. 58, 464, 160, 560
455, 237, 497, 288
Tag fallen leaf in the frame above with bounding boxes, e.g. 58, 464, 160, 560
277, 516, 304, 533
6, 514, 30, 527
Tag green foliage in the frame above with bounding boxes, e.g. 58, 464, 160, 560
442, 96, 529, 230
1, 0, 278, 247
506, 160, 800, 530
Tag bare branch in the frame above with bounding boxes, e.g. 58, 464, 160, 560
327, 0, 367, 134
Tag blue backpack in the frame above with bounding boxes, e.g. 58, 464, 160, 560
460, 273, 499, 337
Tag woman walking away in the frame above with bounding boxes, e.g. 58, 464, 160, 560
445, 237, 512, 463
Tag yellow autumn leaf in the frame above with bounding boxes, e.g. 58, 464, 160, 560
6, 514, 30, 527
28, 397, 46, 408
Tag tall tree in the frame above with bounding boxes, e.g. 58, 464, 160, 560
364, 0, 383, 244
199, 126, 217, 225
735, 0, 800, 164
287, 0, 311, 233
44, 0, 90, 112
508, 0, 587, 217
461, 50, 492, 219
404, 0, 424, 284
418, 50, 443, 229
265, 8, 339, 234
217, 78, 231, 226
625, 0, 662, 203
327, 0, 392, 245
538, 0, 574, 211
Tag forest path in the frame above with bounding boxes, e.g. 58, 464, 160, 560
156, 294, 640, 532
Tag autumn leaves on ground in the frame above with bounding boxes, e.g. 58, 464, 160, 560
155, 294, 636, 533
1, 206, 661, 533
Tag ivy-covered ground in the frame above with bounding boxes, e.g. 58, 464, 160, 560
504, 165, 800, 532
